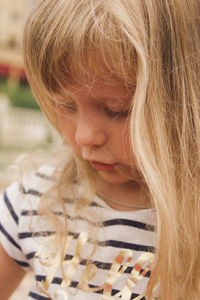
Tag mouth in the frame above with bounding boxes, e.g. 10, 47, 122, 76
89, 161, 117, 171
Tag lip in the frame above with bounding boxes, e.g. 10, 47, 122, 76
89, 161, 117, 171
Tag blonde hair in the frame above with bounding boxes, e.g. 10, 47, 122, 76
23, 0, 200, 299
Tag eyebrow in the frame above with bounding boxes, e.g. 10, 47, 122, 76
95, 95, 132, 105
56, 87, 133, 104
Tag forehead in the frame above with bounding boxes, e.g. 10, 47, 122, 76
59, 77, 135, 104
60, 50, 137, 94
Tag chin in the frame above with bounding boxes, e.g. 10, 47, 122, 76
98, 170, 133, 184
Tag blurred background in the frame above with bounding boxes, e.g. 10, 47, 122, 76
0, 1, 61, 298
0, 0, 60, 193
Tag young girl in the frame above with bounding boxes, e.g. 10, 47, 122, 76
0, 0, 200, 299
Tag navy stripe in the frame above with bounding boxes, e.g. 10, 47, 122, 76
14, 259, 30, 268
64, 254, 151, 277
29, 291, 50, 299
104, 240, 154, 253
35, 172, 54, 181
18, 231, 55, 239
20, 209, 154, 231
18, 229, 153, 252
63, 197, 74, 204
21, 185, 42, 197
132, 296, 146, 300
35, 276, 144, 298
21, 188, 99, 206
103, 219, 154, 231
67, 232, 154, 253
34, 253, 150, 277
21, 210, 62, 217
0, 223, 21, 250
26, 252, 36, 260
21, 210, 38, 216
3, 192, 19, 224
89, 201, 103, 208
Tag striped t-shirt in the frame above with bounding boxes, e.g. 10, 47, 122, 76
0, 165, 157, 300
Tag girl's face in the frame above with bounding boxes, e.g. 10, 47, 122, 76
56, 79, 137, 184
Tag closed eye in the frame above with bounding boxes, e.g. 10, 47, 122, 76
104, 107, 129, 119
57, 99, 130, 120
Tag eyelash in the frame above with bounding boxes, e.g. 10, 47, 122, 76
58, 102, 129, 119
104, 107, 129, 119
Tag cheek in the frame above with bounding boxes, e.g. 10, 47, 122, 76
120, 124, 135, 161
57, 113, 77, 146
119, 122, 131, 148
122, 135, 132, 157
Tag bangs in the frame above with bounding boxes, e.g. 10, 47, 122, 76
24, 0, 137, 98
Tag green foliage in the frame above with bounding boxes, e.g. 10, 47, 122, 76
10, 85, 39, 109
0, 77, 40, 110
0, 77, 11, 96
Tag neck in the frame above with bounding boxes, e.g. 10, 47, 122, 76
96, 178, 152, 212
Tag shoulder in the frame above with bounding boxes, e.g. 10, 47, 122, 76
0, 164, 59, 270
1, 164, 58, 213
22, 164, 59, 196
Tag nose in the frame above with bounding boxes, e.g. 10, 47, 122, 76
75, 114, 106, 147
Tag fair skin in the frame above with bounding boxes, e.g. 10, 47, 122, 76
0, 244, 26, 299
0, 79, 150, 298
56, 79, 150, 211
